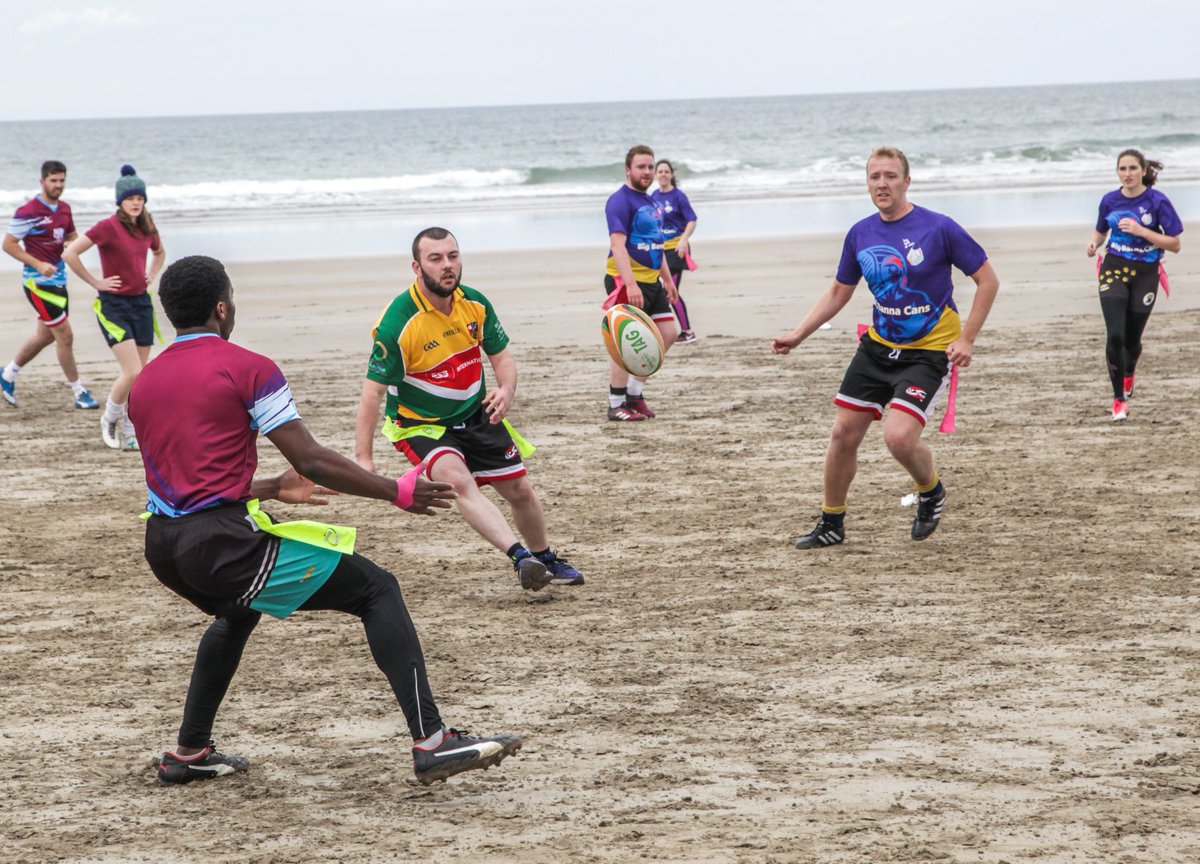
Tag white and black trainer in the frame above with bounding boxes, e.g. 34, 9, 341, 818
157, 741, 249, 784
412, 728, 522, 785
911, 488, 946, 541
793, 516, 846, 550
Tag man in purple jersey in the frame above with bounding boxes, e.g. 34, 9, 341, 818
1, 161, 98, 409
772, 147, 999, 547
129, 255, 522, 786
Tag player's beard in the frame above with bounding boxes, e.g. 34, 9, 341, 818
420, 265, 461, 298
629, 175, 652, 193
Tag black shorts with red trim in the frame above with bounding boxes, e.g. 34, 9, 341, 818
392, 405, 526, 486
23, 281, 69, 326
834, 334, 950, 426
604, 274, 674, 321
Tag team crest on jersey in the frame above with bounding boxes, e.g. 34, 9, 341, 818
53, 227, 65, 243
906, 246, 924, 266
467, 321, 479, 340
905, 386, 927, 400
1141, 211, 1153, 225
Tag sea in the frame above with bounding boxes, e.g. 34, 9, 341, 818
1, 79, 1197, 266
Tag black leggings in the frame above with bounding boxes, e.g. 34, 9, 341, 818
1098, 255, 1159, 400
177, 553, 441, 747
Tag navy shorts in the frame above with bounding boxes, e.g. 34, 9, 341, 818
96, 292, 154, 347
604, 274, 674, 322
393, 405, 526, 486
834, 334, 951, 426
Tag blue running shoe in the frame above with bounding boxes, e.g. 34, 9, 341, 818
74, 388, 99, 409
511, 549, 551, 591
536, 550, 585, 586
1, 376, 15, 407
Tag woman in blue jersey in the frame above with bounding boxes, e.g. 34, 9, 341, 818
651, 160, 698, 344
1086, 149, 1183, 422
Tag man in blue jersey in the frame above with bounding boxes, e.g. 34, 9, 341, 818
771, 147, 999, 547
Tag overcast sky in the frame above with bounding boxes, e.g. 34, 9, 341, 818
4, 0, 1199, 121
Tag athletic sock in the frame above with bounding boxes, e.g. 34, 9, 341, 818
609, 387, 627, 409
820, 504, 846, 527
103, 399, 125, 424
918, 479, 944, 501
68, 379, 86, 397
413, 726, 446, 750
626, 379, 644, 397
123, 415, 136, 437
2, 361, 20, 382
506, 542, 530, 563
531, 547, 552, 560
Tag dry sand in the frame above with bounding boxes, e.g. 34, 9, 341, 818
2, 225, 1199, 863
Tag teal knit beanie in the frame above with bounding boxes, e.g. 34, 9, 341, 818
115, 165, 147, 205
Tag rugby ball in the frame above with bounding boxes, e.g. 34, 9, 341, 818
601, 304, 665, 377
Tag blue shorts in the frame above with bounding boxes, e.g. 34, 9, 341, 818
96, 292, 155, 347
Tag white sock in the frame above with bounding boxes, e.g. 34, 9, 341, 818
414, 726, 446, 750
68, 379, 86, 397
609, 393, 625, 408
2, 362, 20, 382
103, 399, 124, 424
626, 379, 644, 397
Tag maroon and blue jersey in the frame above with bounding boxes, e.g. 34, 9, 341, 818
1096, 188, 1183, 264
649, 187, 697, 249
7, 196, 75, 287
605, 185, 665, 282
129, 333, 300, 517
836, 205, 988, 351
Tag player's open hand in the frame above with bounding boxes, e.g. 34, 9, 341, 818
96, 276, 122, 293
483, 386, 511, 424
625, 284, 644, 308
274, 468, 339, 505
403, 475, 456, 515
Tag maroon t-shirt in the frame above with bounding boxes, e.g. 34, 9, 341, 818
85, 214, 161, 296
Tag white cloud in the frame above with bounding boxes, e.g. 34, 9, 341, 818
19, 6, 147, 35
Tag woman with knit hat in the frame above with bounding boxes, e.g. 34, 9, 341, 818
65, 165, 166, 450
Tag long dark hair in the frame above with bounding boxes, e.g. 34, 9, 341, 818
117, 206, 158, 238
1117, 148, 1164, 188
655, 159, 679, 190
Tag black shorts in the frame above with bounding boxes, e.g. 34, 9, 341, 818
1098, 254, 1159, 310
96, 292, 155, 347
663, 247, 686, 278
834, 334, 951, 426
393, 405, 526, 486
22, 280, 69, 326
145, 503, 343, 620
604, 274, 675, 321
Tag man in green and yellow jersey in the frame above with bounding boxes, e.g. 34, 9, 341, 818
355, 227, 583, 591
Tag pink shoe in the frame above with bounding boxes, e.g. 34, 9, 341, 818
1111, 399, 1128, 422
625, 395, 656, 418
1123, 375, 1135, 398
607, 402, 646, 422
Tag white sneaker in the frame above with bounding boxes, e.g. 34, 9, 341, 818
122, 436, 139, 452
101, 418, 121, 449
1111, 399, 1128, 422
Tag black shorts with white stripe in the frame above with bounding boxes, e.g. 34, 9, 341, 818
834, 333, 951, 426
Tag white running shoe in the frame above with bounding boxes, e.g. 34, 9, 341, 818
101, 418, 121, 449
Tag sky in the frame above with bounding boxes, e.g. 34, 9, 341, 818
3, 0, 1200, 121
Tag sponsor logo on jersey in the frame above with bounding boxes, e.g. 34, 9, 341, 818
423, 340, 440, 351
905, 386, 927, 400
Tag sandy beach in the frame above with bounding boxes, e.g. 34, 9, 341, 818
2, 225, 1199, 863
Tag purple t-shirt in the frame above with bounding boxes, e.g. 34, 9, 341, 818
649, 187, 697, 240
8, 196, 75, 287
129, 333, 300, 517
605, 185, 665, 282
85, 214, 161, 296
1096, 187, 1183, 264
836, 205, 987, 350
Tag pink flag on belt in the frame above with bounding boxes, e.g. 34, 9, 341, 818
601, 275, 627, 310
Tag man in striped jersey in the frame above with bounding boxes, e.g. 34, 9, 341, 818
131, 255, 522, 786
355, 227, 584, 590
